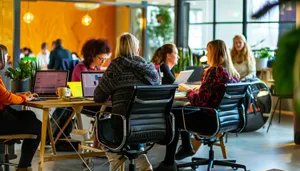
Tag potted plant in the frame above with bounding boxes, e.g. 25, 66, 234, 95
173, 47, 198, 73
4, 61, 35, 93
256, 47, 271, 69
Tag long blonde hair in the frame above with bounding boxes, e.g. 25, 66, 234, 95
207, 40, 239, 79
230, 34, 255, 67
115, 33, 139, 58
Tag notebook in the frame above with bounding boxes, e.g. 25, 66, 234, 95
81, 72, 104, 100
33, 70, 69, 98
67, 82, 83, 97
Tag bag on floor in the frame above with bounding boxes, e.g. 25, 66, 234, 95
242, 78, 272, 132
48, 107, 74, 140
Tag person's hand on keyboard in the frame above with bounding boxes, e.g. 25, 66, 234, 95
25, 92, 39, 101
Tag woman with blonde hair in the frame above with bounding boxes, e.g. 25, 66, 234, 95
155, 40, 239, 171
231, 34, 256, 79
94, 33, 159, 171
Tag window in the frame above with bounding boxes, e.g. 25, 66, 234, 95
216, 24, 243, 48
189, 0, 213, 23
247, 23, 279, 49
216, 0, 243, 22
187, 0, 296, 50
189, 24, 213, 49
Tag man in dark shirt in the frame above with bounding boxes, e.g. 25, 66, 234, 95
48, 39, 72, 70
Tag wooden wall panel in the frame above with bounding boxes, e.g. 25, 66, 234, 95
20, 1, 116, 60
0, 0, 13, 58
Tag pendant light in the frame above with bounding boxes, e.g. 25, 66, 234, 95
74, 2, 100, 27
81, 14, 92, 26
23, 1, 34, 24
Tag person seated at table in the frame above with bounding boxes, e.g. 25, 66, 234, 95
71, 38, 112, 149
155, 44, 179, 84
155, 40, 240, 171
0, 44, 41, 171
94, 33, 159, 171
72, 39, 111, 81
151, 48, 162, 70
230, 34, 256, 80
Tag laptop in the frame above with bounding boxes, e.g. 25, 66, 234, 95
81, 72, 104, 100
33, 70, 69, 98
173, 70, 194, 84
185, 66, 204, 84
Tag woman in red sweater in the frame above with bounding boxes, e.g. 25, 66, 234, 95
155, 40, 239, 171
0, 44, 41, 171
71, 39, 111, 81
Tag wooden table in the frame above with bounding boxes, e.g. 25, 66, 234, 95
24, 99, 110, 171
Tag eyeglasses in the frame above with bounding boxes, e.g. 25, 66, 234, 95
97, 55, 109, 62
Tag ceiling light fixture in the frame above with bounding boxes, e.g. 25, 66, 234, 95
23, 1, 34, 23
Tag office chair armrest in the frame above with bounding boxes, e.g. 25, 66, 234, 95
168, 112, 176, 145
96, 112, 127, 152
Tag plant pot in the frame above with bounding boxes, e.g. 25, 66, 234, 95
256, 58, 268, 69
11, 79, 32, 93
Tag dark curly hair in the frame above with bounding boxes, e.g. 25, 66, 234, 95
81, 39, 111, 69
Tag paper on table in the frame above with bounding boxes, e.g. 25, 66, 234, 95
67, 82, 83, 97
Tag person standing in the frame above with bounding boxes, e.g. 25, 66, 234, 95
37, 42, 50, 70
48, 39, 72, 70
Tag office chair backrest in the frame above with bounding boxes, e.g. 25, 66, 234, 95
61, 59, 80, 81
217, 83, 249, 133
126, 84, 178, 145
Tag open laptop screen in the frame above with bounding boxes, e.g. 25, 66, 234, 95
81, 72, 104, 97
33, 71, 69, 95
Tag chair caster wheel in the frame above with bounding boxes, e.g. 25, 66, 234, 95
191, 165, 199, 170
232, 167, 238, 170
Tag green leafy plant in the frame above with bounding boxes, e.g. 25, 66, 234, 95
5, 61, 33, 81
257, 47, 272, 59
173, 47, 201, 73
147, 7, 174, 58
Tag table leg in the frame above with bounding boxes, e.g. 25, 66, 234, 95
47, 116, 57, 155
54, 111, 76, 144
38, 109, 49, 171
100, 105, 107, 114
72, 106, 83, 129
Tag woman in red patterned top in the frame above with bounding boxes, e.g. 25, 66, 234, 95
155, 40, 239, 171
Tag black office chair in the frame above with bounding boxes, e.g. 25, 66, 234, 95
177, 83, 249, 171
96, 85, 177, 171
243, 80, 272, 132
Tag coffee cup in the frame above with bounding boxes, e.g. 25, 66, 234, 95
56, 87, 71, 98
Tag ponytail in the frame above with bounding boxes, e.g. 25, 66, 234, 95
151, 47, 163, 65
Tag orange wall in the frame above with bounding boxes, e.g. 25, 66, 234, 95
0, 0, 13, 58
20, 1, 116, 60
